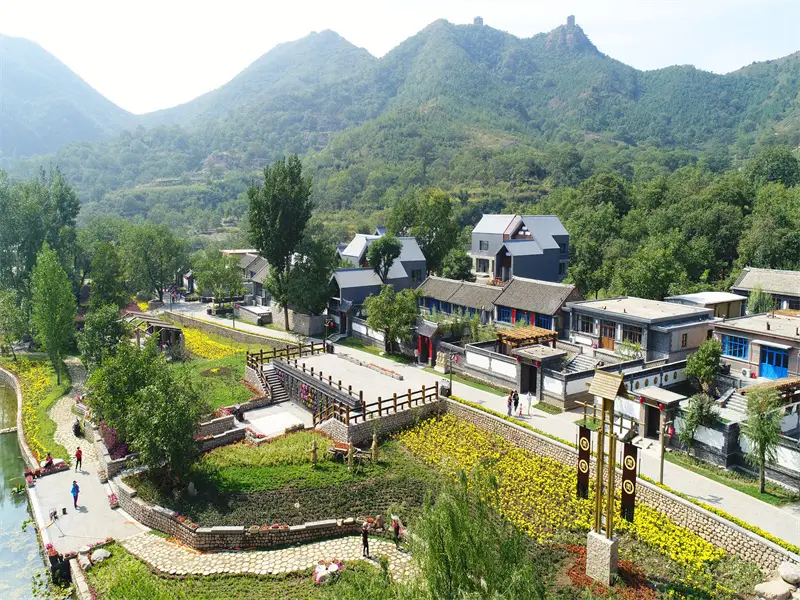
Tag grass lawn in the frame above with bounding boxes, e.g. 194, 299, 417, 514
535, 401, 563, 415
422, 367, 506, 396
126, 433, 437, 527
171, 354, 256, 410
665, 451, 800, 506
574, 416, 601, 431
336, 338, 412, 364
85, 542, 332, 600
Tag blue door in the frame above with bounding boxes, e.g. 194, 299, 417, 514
760, 346, 789, 380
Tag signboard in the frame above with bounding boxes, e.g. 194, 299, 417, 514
577, 425, 591, 499
621, 442, 638, 522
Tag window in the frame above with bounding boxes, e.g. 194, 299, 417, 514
497, 306, 512, 323
721, 334, 748, 359
535, 314, 553, 330
440, 302, 452, 314
559, 242, 568, 254
558, 262, 567, 276
680, 333, 688, 348
476, 258, 489, 273
622, 324, 642, 345
479, 240, 489, 251
577, 315, 594, 334
411, 269, 422, 283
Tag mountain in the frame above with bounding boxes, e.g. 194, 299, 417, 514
2, 18, 798, 230
0, 34, 134, 157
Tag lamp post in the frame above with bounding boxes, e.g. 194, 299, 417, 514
659, 416, 674, 485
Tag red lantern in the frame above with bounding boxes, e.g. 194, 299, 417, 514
638, 397, 644, 404
658, 403, 664, 411
668, 425, 675, 437
534, 361, 540, 368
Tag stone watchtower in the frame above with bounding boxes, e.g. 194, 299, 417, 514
567, 15, 576, 27
474, 16, 484, 26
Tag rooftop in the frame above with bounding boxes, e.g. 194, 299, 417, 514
473, 214, 517, 235
513, 345, 567, 362
332, 268, 383, 289
716, 313, 800, 342
637, 386, 686, 406
732, 267, 800, 297
495, 276, 579, 315
665, 291, 747, 306
566, 296, 712, 323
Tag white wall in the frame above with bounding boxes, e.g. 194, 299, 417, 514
674, 417, 725, 448
543, 376, 562, 395
615, 397, 641, 421
466, 351, 490, 370
492, 359, 516, 379
573, 335, 593, 347
740, 436, 800, 472
566, 375, 592, 396
352, 321, 367, 335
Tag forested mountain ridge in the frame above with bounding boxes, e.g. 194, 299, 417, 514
2, 18, 798, 232
0, 34, 135, 157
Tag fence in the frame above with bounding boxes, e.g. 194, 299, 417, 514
246, 342, 326, 370
313, 382, 440, 426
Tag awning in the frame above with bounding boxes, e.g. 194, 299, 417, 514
416, 321, 439, 338
751, 339, 792, 350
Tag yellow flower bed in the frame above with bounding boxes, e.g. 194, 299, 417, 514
397, 415, 724, 572
136, 301, 149, 312
183, 328, 243, 360
3, 359, 56, 460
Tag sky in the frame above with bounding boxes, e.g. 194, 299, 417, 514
1, 0, 798, 115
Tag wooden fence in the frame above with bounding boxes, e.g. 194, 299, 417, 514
313, 382, 439, 426
246, 342, 325, 371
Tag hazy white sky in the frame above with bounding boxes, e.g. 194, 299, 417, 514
2, 0, 798, 114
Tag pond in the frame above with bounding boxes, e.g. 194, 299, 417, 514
0, 379, 44, 599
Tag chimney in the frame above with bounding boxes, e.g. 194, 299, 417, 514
567, 15, 576, 27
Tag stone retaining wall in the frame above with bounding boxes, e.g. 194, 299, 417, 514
162, 312, 294, 349
87, 424, 139, 478
0, 367, 38, 470
198, 415, 235, 438
198, 428, 246, 452
112, 476, 360, 551
443, 399, 800, 572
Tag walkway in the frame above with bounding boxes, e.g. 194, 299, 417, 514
122, 531, 415, 580
30, 358, 144, 554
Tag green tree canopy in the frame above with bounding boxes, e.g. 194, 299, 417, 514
367, 234, 402, 282
409, 188, 459, 275
685, 339, 722, 394
194, 252, 244, 307
747, 285, 776, 315
678, 394, 719, 455
741, 388, 783, 494
0, 289, 27, 360
89, 242, 128, 310
439, 247, 475, 282
78, 304, 129, 371
364, 285, 418, 353
288, 237, 337, 315
248, 155, 313, 329
31, 243, 76, 384
122, 223, 188, 302
746, 145, 800, 187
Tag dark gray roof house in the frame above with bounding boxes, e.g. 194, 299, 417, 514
732, 267, 800, 310
494, 277, 581, 335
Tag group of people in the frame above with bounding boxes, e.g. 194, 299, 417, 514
507, 389, 534, 417
361, 514, 404, 558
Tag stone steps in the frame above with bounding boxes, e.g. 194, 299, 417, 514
263, 366, 289, 403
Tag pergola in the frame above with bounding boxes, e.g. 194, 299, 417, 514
738, 377, 800, 403
495, 325, 559, 355
123, 312, 183, 349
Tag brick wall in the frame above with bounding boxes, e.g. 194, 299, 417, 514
112, 476, 360, 551
162, 312, 293, 349
198, 415, 235, 437
198, 428, 246, 452
443, 399, 800, 572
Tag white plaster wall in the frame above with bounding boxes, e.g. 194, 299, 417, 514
781, 412, 800, 432
572, 335, 593, 347
368, 328, 385, 342
492, 359, 517, 379
615, 397, 641, 420
352, 322, 367, 335
543, 376, 562, 395
566, 375, 592, 396
467, 351, 490, 370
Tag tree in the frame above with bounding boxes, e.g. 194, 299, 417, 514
126, 369, 207, 476
248, 155, 313, 329
288, 237, 337, 315
747, 285, 775, 315
741, 388, 782, 494
579, 172, 631, 216
0, 289, 27, 360
386, 191, 419, 236
364, 286, 418, 353
31, 244, 76, 384
410, 188, 459, 275
367, 234, 402, 282
78, 305, 129, 371
194, 252, 244, 307
746, 145, 800, 187
440, 247, 475, 282
89, 242, 127, 310
685, 339, 722, 393
610, 236, 688, 300
678, 394, 719, 456
122, 223, 187, 302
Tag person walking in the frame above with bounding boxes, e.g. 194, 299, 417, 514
70, 481, 80, 509
512, 390, 519, 414
361, 523, 370, 557
506, 393, 513, 416
74, 447, 82, 472
392, 518, 402, 549
527, 390, 533, 416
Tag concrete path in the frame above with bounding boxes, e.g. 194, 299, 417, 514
122, 531, 415, 581
31, 358, 145, 554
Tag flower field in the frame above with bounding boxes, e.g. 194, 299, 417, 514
397, 415, 739, 597
184, 328, 245, 360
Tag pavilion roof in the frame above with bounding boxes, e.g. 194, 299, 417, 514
495, 324, 558, 347
588, 371, 626, 400
738, 377, 800, 395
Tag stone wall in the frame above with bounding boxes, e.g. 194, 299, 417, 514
197, 415, 235, 438
112, 476, 360, 551
269, 302, 324, 336
162, 312, 293, 349
87, 425, 139, 478
0, 367, 38, 470
198, 428, 246, 452
443, 399, 800, 572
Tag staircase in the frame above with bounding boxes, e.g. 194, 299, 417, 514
725, 391, 748, 414
565, 354, 599, 374
262, 365, 289, 404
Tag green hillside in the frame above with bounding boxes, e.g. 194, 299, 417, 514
2, 19, 798, 231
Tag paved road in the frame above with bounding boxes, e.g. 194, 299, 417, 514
152, 303, 800, 548
31, 359, 145, 554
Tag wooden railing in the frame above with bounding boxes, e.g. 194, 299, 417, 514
246, 342, 325, 370
312, 381, 440, 426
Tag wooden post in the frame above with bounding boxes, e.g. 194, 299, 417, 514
422, 384, 426, 405
346, 406, 351, 424
310, 366, 314, 376
408, 388, 412, 407
360, 392, 366, 422
435, 381, 439, 398
378, 397, 382, 417
328, 375, 332, 387
273, 347, 277, 360
393, 393, 398, 413
338, 380, 342, 390
348, 384, 352, 396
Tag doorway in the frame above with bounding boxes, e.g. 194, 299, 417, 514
339, 312, 347, 334
600, 321, 615, 351
521, 364, 537, 395
760, 346, 789, 380
645, 405, 660, 439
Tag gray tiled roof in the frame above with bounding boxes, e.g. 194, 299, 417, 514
251, 264, 270, 284
238, 253, 259, 270
522, 215, 568, 250
416, 277, 462, 302
502, 239, 543, 256
397, 237, 426, 263
473, 214, 516, 235
494, 277, 579, 315
732, 267, 800, 297
332, 268, 383, 289
447, 281, 502, 310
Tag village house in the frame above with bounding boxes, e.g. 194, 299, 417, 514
664, 291, 747, 319
564, 297, 714, 362
468, 214, 569, 283
713, 313, 800, 381
731, 267, 800, 310
492, 276, 582, 337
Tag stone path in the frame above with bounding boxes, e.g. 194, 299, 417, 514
122, 532, 416, 581
49, 357, 96, 463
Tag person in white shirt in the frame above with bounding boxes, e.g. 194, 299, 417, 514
527, 391, 533, 415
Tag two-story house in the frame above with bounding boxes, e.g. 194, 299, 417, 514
714, 313, 800, 381
731, 267, 800, 311
469, 214, 569, 283
564, 297, 715, 362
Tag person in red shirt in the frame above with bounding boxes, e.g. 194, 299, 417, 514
74, 447, 82, 472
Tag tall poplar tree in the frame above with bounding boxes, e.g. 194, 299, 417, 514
31, 243, 76, 384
